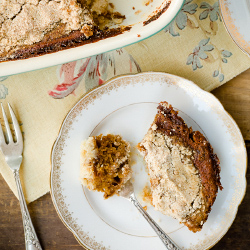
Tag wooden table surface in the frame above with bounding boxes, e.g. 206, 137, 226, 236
0, 69, 249, 250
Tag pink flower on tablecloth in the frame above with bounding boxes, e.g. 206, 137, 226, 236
48, 59, 90, 98
49, 49, 141, 99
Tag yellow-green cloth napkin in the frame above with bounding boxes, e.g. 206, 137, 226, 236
0, 0, 249, 203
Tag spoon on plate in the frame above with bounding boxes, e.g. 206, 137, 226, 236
119, 181, 181, 250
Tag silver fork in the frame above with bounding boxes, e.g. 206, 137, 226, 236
0, 103, 42, 250
119, 181, 181, 250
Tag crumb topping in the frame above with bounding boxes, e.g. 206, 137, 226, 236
91, 0, 108, 15
0, 0, 126, 59
139, 129, 205, 223
0, 0, 93, 55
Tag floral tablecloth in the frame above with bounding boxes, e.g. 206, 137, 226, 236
0, 0, 250, 203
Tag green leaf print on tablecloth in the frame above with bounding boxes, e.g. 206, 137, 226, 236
165, 0, 233, 82
0, 83, 8, 99
165, 0, 198, 36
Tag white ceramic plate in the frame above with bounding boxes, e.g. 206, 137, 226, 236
50, 72, 247, 250
220, 0, 250, 56
0, 0, 184, 77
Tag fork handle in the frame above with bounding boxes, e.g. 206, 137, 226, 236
14, 170, 43, 250
129, 193, 181, 250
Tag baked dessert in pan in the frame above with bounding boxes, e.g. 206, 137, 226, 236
138, 102, 223, 232
0, 0, 128, 62
80, 134, 132, 199
0, 0, 172, 62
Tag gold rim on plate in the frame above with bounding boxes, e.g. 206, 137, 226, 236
219, 0, 250, 56
50, 72, 247, 250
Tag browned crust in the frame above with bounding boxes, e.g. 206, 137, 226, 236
0, 26, 131, 62
154, 102, 222, 232
143, 2, 171, 26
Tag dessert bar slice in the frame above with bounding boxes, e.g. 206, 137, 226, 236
80, 134, 132, 199
138, 102, 222, 232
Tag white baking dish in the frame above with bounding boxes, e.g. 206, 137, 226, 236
0, 0, 184, 77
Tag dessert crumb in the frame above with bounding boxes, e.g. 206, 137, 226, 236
142, 183, 153, 205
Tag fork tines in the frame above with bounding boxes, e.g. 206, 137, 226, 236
0, 103, 23, 148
